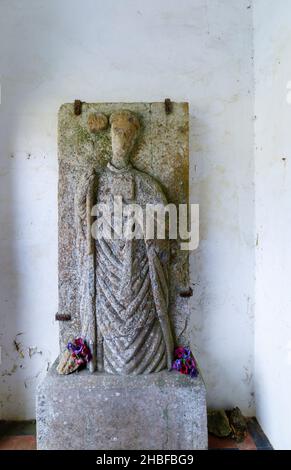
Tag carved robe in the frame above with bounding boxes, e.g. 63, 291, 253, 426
75, 162, 173, 375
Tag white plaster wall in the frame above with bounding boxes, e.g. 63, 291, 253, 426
0, 0, 255, 419
254, 0, 291, 450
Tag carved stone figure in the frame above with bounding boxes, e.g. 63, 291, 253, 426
75, 110, 174, 375
38, 103, 208, 451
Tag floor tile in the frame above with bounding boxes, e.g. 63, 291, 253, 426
0, 435, 36, 450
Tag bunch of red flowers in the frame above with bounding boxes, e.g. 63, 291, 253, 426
172, 347, 198, 377
67, 338, 92, 367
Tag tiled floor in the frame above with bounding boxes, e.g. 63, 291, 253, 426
0, 418, 272, 450
0, 421, 37, 450
209, 418, 273, 450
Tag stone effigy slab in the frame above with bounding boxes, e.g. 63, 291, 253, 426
58, 102, 190, 351
36, 101, 208, 450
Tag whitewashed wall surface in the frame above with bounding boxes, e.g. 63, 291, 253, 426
254, 0, 291, 451
0, 0, 266, 436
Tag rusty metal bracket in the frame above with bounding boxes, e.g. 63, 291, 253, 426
179, 287, 193, 298
165, 98, 173, 114
74, 99, 83, 116
55, 313, 71, 321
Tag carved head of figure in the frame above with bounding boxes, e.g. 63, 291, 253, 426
109, 110, 140, 169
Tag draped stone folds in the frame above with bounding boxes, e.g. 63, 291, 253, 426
75, 163, 174, 374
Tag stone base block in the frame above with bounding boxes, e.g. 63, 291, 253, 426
36, 360, 208, 450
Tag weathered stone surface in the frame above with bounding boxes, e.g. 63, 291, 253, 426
74, 110, 174, 374
87, 112, 108, 132
37, 360, 207, 450
227, 407, 247, 442
58, 102, 190, 351
37, 102, 208, 450
207, 409, 232, 437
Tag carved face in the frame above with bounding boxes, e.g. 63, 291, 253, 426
110, 111, 139, 168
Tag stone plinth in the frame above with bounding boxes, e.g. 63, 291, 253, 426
36, 360, 207, 450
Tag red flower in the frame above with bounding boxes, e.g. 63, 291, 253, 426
185, 358, 195, 368
175, 347, 185, 359
180, 363, 188, 375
